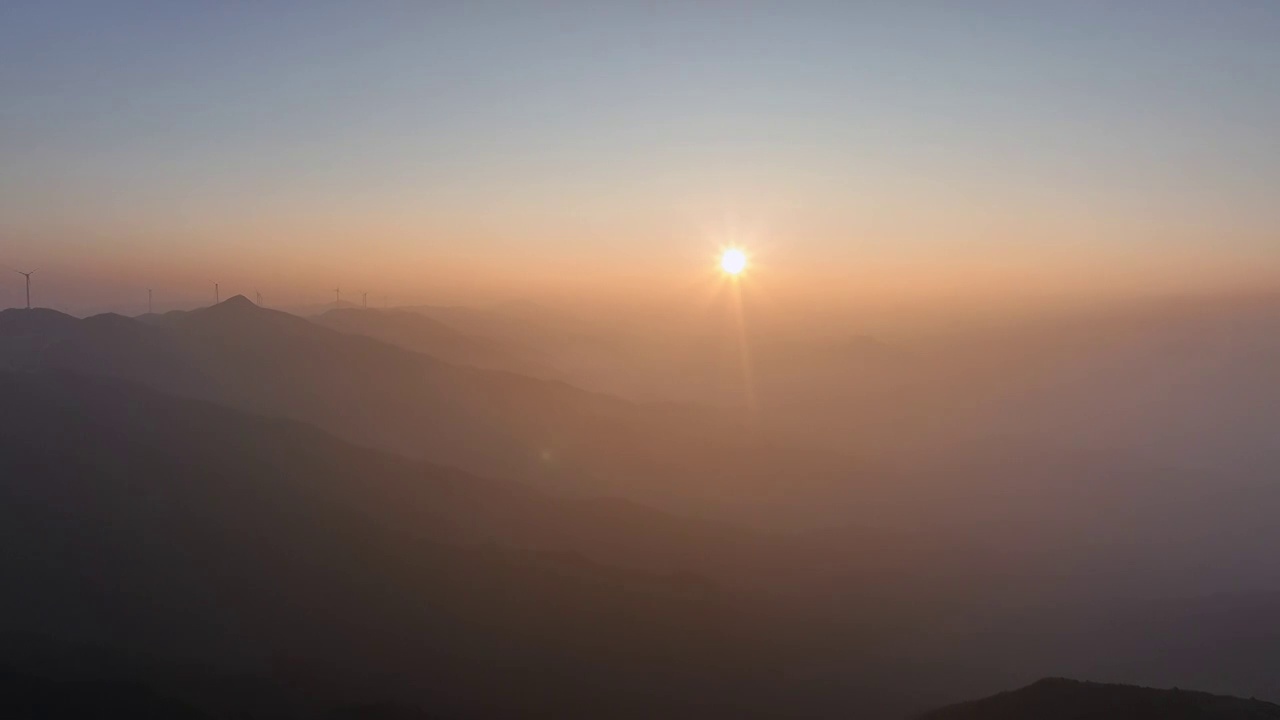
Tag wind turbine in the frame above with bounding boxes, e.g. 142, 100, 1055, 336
362, 291, 368, 309
334, 287, 341, 310
214, 282, 220, 305
14, 269, 36, 310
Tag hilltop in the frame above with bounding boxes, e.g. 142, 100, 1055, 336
920, 678, 1280, 720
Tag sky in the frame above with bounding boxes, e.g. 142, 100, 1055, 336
2, 2, 1279, 313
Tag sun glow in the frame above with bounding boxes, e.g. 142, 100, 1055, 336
720, 248, 747, 275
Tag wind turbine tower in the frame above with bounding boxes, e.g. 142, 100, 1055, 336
256, 290, 262, 306
362, 291, 368, 309
215, 282, 220, 305
15, 269, 35, 310
334, 287, 341, 310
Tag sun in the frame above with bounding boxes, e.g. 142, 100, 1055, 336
720, 248, 747, 275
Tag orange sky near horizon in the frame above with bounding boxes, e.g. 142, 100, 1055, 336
4, 4, 1279, 315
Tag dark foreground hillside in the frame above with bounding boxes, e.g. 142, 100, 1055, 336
0, 370, 915, 718
920, 678, 1280, 720
5, 369, 1280, 717
0, 370, 745, 717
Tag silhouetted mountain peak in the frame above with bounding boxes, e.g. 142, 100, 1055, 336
185, 294, 285, 327
178, 292, 346, 343
216, 294, 258, 311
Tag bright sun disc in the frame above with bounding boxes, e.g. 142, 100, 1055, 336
721, 248, 747, 275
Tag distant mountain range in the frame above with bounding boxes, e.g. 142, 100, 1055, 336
0, 296, 863, 528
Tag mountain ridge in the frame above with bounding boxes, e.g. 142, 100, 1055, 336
0, 298, 866, 529
313, 306, 563, 380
